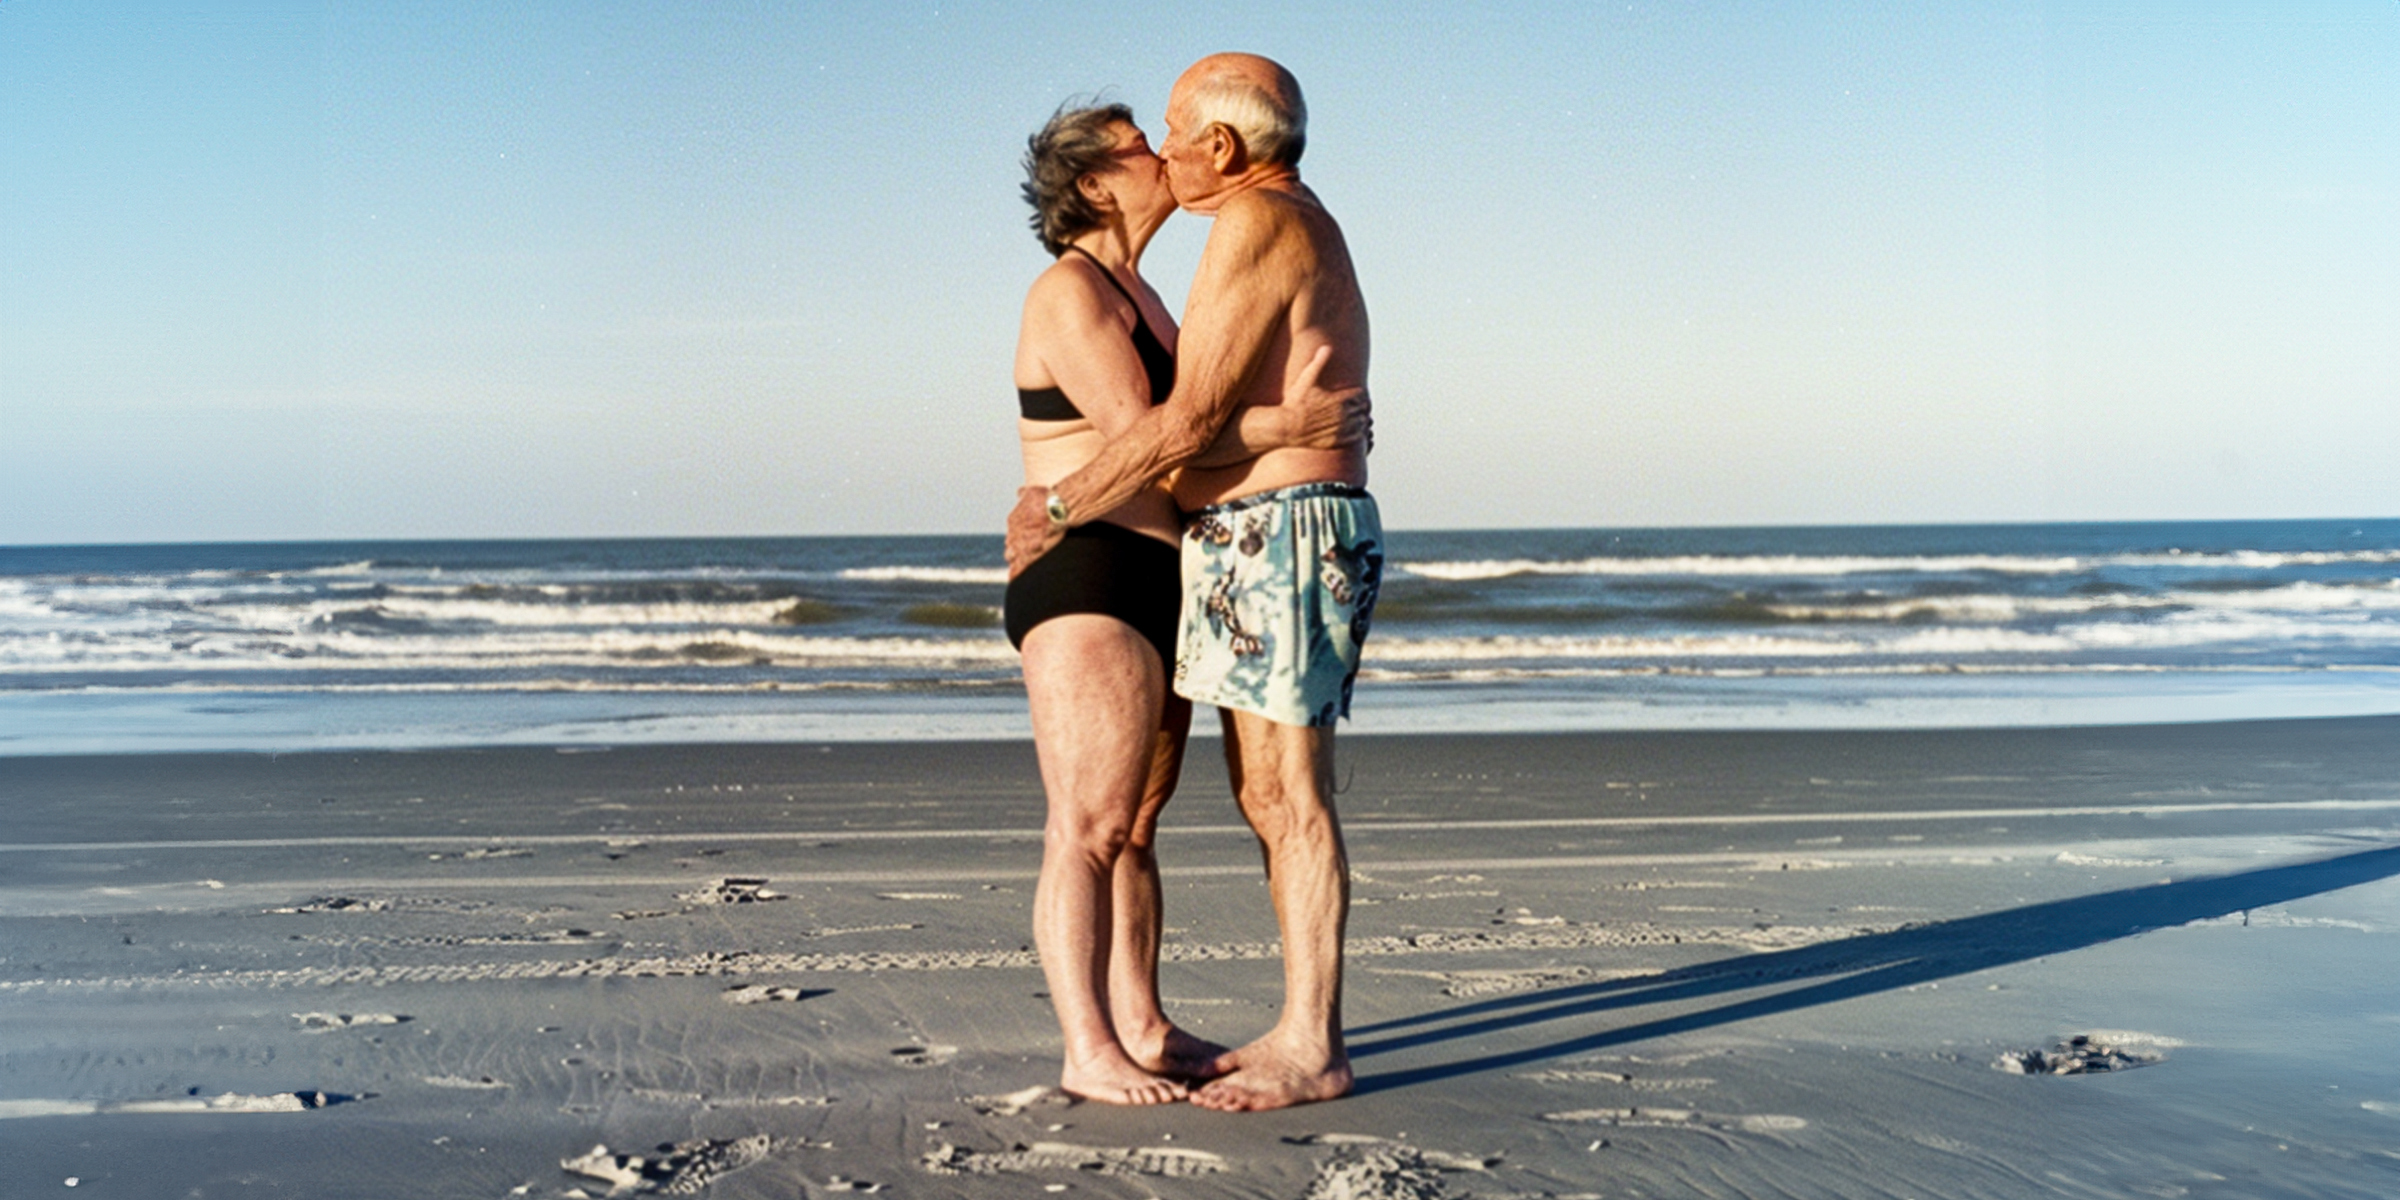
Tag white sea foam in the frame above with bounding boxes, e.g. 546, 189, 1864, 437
1353, 662, 2219, 683
12, 608, 2400, 676
2109, 549, 2400, 570
1363, 634, 1868, 661
1755, 580, 2400, 624
0, 629, 1017, 673
215, 596, 807, 630
1399, 548, 2400, 581
1354, 613, 2400, 666
838, 565, 1009, 585
2175, 580, 2400, 612
1401, 554, 2088, 580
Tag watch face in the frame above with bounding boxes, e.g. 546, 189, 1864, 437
1046, 493, 1070, 524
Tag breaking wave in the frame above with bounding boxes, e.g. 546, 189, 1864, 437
1399, 548, 2400, 581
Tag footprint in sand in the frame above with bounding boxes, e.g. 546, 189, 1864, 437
720, 984, 827, 1005
294, 1011, 407, 1032
271, 896, 391, 914
1993, 1033, 2170, 1075
562, 1135, 772, 1195
889, 1044, 959, 1068
703, 1095, 836, 1111
107, 1091, 359, 1114
676, 878, 785, 905
1290, 1134, 1497, 1171
1516, 1069, 1716, 1091
967, 1085, 1073, 1116
447, 929, 607, 946
5, 1094, 357, 1117
1372, 966, 1596, 998
921, 1141, 1224, 1179
1288, 1138, 1494, 1200
423, 1075, 509, 1090
1543, 1108, 1806, 1134
272, 895, 488, 914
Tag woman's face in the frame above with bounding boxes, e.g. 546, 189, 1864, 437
1093, 121, 1175, 227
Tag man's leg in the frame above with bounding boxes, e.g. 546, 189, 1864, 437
1189, 706, 1354, 1111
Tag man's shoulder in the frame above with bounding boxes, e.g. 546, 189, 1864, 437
1216, 183, 1320, 226
1205, 185, 1332, 259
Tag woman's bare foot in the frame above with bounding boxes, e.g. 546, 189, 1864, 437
1122, 1023, 1232, 1081
1187, 1036, 1352, 1112
1060, 1056, 1187, 1106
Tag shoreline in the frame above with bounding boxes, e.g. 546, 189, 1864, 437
6, 667, 2399, 757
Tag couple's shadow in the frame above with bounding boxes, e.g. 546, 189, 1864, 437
1344, 839, 2400, 1096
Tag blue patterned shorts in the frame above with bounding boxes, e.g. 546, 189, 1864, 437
1174, 483, 1383, 727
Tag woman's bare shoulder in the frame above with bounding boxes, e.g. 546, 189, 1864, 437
1021, 255, 1124, 337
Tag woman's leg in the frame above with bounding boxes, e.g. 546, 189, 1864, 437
1022, 613, 1184, 1105
1105, 693, 1233, 1077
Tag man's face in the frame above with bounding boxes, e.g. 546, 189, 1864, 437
1157, 92, 1219, 210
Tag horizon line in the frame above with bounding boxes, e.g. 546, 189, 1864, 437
7, 514, 2400, 553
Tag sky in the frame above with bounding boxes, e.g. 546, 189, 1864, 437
3, 1, 2396, 545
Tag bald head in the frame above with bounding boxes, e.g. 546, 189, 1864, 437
1171, 52, 1306, 168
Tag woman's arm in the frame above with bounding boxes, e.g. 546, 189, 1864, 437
1018, 263, 1161, 441
1189, 348, 1370, 468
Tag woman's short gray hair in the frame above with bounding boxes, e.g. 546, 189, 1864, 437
1021, 101, 1136, 256
1184, 70, 1305, 167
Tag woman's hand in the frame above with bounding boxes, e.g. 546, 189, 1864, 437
1190, 345, 1372, 469
1282, 343, 1372, 452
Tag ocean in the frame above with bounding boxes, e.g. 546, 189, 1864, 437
5, 520, 2399, 754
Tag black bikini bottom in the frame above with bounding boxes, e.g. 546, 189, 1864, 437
1004, 521, 1181, 664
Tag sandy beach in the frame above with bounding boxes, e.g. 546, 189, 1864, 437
4, 716, 2399, 1198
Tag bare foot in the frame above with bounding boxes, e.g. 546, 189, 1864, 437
1123, 1024, 1232, 1081
1187, 1037, 1352, 1112
1059, 1057, 1187, 1106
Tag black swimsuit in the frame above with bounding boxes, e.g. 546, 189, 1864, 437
1016, 246, 1176, 421
1004, 248, 1182, 664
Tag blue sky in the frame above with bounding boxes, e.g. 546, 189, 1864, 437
4, 1, 2395, 544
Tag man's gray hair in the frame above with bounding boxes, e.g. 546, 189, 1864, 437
1185, 68, 1306, 167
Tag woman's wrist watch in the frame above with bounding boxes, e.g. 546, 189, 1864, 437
1043, 489, 1070, 529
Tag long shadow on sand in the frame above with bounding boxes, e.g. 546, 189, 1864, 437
1346, 841, 2400, 1095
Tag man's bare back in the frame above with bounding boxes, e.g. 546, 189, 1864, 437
1168, 180, 1370, 512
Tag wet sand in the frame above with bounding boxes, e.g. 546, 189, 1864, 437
4, 716, 2399, 1198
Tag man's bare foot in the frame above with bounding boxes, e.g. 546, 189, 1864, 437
1187, 1037, 1352, 1112
1123, 1024, 1232, 1081
1059, 1058, 1187, 1106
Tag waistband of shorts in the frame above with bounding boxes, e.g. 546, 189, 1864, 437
1188, 482, 1372, 518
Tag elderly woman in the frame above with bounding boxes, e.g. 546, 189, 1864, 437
1006, 102, 1360, 1105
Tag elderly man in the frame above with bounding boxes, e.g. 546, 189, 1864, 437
1005, 52, 1378, 1112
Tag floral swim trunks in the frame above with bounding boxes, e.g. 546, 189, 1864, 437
1174, 482, 1384, 728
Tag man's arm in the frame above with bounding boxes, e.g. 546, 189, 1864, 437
1008, 199, 1289, 570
